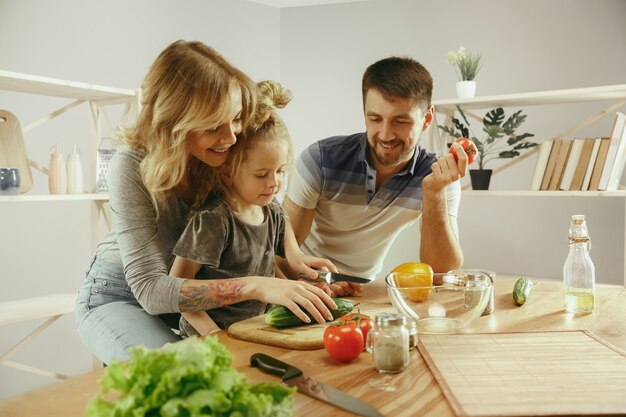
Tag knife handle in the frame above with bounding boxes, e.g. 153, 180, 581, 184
296, 270, 330, 285
250, 353, 303, 381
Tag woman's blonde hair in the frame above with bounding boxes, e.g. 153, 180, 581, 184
118, 40, 256, 209
213, 80, 293, 200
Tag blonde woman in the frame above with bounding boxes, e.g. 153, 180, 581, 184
75, 41, 337, 364
171, 80, 311, 337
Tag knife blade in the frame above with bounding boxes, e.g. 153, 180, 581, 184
300, 270, 373, 284
250, 353, 384, 417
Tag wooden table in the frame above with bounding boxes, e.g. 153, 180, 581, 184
1, 276, 625, 417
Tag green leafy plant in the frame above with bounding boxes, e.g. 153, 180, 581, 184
447, 46, 481, 81
439, 106, 538, 170
85, 336, 295, 417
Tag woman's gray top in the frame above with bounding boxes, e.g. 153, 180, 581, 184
95, 147, 187, 314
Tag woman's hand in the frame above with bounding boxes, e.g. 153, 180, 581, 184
294, 280, 361, 298
250, 277, 337, 324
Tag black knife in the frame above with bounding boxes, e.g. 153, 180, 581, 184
300, 270, 373, 284
250, 353, 384, 417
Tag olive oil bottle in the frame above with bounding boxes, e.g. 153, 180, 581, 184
563, 215, 595, 313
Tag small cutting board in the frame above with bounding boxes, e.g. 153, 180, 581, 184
228, 300, 395, 350
419, 331, 626, 416
0, 110, 33, 193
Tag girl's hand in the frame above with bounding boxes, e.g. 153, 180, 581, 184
286, 252, 338, 280
251, 277, 337, 324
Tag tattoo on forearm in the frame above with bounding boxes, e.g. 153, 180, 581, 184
179, 280, 245, 312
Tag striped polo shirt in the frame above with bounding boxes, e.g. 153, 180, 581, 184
287, 132, 461, 279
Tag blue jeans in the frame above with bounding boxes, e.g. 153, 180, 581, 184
75, 257, 180, 364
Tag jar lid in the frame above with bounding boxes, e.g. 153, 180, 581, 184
374, 312, 406, 326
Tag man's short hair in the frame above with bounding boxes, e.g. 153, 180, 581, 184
362, 56, 433, 108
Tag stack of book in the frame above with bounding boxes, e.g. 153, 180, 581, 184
530, 112, 626, 191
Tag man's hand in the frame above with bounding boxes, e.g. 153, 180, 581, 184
422, 141, 467, 194
327, 282, 363, 297
419, 142, 465, 272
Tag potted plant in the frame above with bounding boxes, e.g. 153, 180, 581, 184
447, 46, 482, 98
439, 106, 538, 189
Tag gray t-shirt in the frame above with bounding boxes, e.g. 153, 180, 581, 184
173, 197, 285, 330
95, 147, 187, 314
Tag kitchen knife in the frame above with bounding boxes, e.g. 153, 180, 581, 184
300, 270, 373, 284
250, 353, 384, 417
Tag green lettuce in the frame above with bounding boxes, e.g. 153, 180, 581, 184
85, 336, 295, 417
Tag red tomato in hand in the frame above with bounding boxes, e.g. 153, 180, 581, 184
449, 137, 477, 165
338, 312, 373, 349
324, 321, 363, 362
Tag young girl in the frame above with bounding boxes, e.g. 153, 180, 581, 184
170, 80, 319, 337
75, 41, 337, 364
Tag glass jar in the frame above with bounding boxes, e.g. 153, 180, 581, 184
366, 313, 409, 373
405, 319, 418, 350
448, 269, 496, 315
96, 137, 116, 193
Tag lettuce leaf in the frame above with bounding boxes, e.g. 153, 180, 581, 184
85, 336, 295, 417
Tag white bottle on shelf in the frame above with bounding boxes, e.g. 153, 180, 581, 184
48, 144, 67, 195
66, 144, 84, 194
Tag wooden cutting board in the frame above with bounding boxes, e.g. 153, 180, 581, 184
228, 300, 395, 350
0, 109, 33, 193
419, 331, 626, 417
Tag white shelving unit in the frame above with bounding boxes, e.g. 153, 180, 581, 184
0, 194, 110, 202
431, 85, 626, 287
431, 84, 626, 158
0, 70, 139, 378
463, 190, 626, 197
0, 69, 138, 243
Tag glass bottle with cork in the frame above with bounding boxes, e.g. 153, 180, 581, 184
563, 214, 595, 313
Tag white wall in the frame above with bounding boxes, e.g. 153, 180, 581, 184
1, 0, 625, 400
0, 0, 280, 399
279, 0, 626, 284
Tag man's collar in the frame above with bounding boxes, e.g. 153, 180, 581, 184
357, 133, 369, 164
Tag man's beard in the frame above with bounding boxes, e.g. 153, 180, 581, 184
369, 138, 415, 167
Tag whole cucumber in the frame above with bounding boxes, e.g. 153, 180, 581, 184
265, 298, 355, 328
513, 277, 535, 306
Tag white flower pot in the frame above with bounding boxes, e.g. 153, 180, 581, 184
456, 80, 477, 99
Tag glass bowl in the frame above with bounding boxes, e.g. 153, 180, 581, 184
385, 272, 492, 334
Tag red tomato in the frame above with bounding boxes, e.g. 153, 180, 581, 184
338, 312, 373, 349
324, 321, 363, 362
449, 137, 477, 165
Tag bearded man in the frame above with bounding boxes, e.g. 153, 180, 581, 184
282, 56, 467, 296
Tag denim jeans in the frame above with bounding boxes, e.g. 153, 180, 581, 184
75, 257, 180, 364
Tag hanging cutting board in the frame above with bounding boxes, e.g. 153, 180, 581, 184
419, 331, 626, 417
0, 110, 33, 193
228, 300, 395, 350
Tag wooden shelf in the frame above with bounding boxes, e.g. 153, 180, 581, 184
431, 84, 626, 288
0, 70, 137, 103
0, 193, 109, 202
462, 190, 626, 197
433, 84, 626, 111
